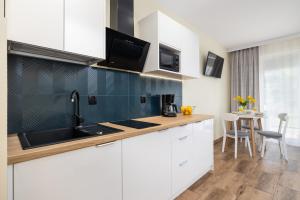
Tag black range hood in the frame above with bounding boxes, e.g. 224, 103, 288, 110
99, 28, 150, 72
98, 0, 150, 72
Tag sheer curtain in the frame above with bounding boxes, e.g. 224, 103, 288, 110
260, 37, 300, 146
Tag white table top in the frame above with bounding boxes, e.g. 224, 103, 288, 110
232, 112, 264, 119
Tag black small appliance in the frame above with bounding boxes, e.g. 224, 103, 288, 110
161, 94, 178, 117
159, 45, 180, 72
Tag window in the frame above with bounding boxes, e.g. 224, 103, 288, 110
260, 37, 300, 146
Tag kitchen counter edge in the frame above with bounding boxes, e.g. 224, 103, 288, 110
8, 114, 214, 165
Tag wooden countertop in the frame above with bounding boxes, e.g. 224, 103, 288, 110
8, 114, 214, 165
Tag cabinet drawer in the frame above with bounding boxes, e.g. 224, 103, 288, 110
172, 124, 193, 163
193, 121, 204, 134
172, 157, 193, 195
172, 123, 193, 139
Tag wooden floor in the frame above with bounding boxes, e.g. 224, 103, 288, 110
176, 139, 300, 200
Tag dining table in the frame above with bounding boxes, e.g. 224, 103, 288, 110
230, 112, 264, 157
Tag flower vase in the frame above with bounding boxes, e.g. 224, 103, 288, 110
238, 106, 246, 112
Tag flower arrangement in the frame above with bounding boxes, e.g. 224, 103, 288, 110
233, 96, 256, 112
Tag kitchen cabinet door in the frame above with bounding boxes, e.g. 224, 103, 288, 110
6, 0, 64, 50
14, 141, 122, 200
8, 165, 13, 200
170, 124, 195, 197
158, 12, 182, 50
180, 28, 200, 78
65, 0, 106, 58
192, 120, 214, 179
122, 130, 172, 200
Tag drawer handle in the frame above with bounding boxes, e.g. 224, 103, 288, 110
178, 135, 188, 141
96, 141, 116, 148
179, 160, 188, 167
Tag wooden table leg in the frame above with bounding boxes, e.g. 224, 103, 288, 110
237, 119, 242, 130
249, 119, 256, 157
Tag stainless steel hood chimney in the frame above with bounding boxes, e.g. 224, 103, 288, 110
110, 0, 134, 36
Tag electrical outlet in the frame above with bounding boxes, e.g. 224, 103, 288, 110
140, 96, 146, 104
88, 96, 97, 105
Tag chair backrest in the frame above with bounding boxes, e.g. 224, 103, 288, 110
278, 113, 289, 137
223, 113, 239, 122
222, 113, 239, 137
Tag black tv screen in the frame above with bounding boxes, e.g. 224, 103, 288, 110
204, 51, 224, 78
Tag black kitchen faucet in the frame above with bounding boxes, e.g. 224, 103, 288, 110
70, 90, 84, 127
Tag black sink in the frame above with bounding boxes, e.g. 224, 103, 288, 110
18, 124, 123, 150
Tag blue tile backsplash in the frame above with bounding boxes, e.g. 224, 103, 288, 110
8, 55, 182, 133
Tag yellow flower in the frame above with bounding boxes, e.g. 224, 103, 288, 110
240, 98, 245, 103
247, 96, 253, 100
249, 98, 256, 104
233, 96, 240, 101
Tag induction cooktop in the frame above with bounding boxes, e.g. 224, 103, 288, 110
110, 119, 160, 129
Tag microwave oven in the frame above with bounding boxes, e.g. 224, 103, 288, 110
159, 46, 180, 72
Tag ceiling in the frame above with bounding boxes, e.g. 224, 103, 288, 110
156, 0, 300, 51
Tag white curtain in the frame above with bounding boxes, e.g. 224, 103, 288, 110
260, 37, 300, 146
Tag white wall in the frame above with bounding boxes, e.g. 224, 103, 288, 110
183, 40, 230, 140
134, 0, 230, 139
0, 0, 7, 199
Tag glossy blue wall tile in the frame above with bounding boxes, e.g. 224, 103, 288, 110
8, 55, 182, 133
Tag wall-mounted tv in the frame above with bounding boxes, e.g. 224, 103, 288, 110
203, 51, 224, 78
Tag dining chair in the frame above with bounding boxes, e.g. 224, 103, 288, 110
241, 120, 261, 150
222, 113, 252, 159
257, 113, 288, 160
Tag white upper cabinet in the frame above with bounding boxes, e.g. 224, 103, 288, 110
6, 0, 106, 59
64, 0, 106, 58
14, 141, 122, 200
122, 130, 172, 200
158, 12, 182, 50
180, 28, 200, 78
6, 0, 64, 50
139, 11, 200, 79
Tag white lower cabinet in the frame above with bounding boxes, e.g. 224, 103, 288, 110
171, 121, 214, 198
170, 124, 194, 196
11, 119, 214, 200
122, 130, 172, 200
8, 165, 13, 200
191, 120, 214, 180
14, 141, 122, 200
